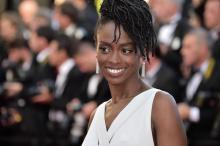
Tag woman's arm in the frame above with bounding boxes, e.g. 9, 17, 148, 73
152, 91, 187, 146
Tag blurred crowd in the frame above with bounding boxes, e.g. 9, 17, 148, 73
0, 0, 220, 146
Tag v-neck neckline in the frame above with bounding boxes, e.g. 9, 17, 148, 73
103, 88, 154, 134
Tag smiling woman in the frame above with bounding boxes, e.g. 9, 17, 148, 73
81, 0, 187, 146
96, 22, 140, 85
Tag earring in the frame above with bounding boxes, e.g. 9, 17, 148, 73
96, 59, 100, 74
141, 61, 145, 78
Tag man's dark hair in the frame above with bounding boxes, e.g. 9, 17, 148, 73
59, 2, 78, 23
8, 38, 28, 50
54, 33, 75, 57
36, 26, 55, 43
96, 0, 157, 61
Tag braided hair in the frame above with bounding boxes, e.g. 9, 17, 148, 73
96, 0, 157, 61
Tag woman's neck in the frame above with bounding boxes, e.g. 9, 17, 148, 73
109, 78, 149, 104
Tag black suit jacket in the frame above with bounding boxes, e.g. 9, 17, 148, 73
186, 58, 220, 140
212, 38, 220, 62
79, 74, 111, 105
52, 66, 87, 110
152, 63, 182, 103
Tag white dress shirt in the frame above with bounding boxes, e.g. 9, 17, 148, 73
186, 59, 209, 122
55, 59, 75, 97
158, 13, 181, 46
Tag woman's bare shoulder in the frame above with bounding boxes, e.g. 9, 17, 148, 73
153, 90, 176, 109
152, 90, 187, 146
152, 90, 178, 124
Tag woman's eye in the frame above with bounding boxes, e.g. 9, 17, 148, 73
99, 46, 111, 54
122, 48, 134, 54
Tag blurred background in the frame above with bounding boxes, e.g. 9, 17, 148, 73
0, 0, 220, 146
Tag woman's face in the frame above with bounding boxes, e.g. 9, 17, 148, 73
96, 21, 142, 85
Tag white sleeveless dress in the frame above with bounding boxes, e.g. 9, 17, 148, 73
82, 88, 160, 146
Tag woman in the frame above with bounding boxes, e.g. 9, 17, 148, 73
82, 0, 187, 146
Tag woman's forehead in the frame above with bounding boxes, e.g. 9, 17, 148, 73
97, 21, 133, 44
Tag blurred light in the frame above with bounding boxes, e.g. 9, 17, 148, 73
145, 0, 150, 3
55, 0, 66, 6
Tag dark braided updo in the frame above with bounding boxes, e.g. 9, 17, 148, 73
96, 0, 157, 61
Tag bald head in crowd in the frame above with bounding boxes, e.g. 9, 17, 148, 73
18, 0, 39, 27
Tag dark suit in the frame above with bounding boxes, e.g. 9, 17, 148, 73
48, 65, 88, 146
184, 58, 220, 145
0, 38, 7, 64
68, 73, 111, 146
211, 37, 220, 62
79, 74, 110, 104
151, 63, 182, 103
52, 66, 87, 110
91, 77, 110, 104
77, 4, 98, 36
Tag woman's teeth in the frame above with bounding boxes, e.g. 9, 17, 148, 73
107, 68, 125, 74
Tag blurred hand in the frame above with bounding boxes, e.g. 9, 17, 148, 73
82, 101, 97, 119
4, 82, 23, 97
178, 102, 190, 120
31, 86, 53, 104
66, 98, 81, 114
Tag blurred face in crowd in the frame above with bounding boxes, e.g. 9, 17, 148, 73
8, 48, 22, 63
204, 0, 220, 29
181, 34, 205, 68
18, 0, 39, 27
96, 21, 141, 85
74, 42, 97, 73
29, 32, 46, 53
71, 0, 86, 10
54, 7, 71, 30
151, 0, 179, 23
0, 18, 17, 42
48, 40, 65, 67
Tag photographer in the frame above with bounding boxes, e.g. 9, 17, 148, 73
0, 38, 55, 145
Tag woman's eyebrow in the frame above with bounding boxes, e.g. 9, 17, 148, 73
98, 41, 134, 47
100, 41, 134, 45
98, 41, 111, 45
119, 42, 134, 47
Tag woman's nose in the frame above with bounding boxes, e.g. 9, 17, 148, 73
108, 50, 121, 64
